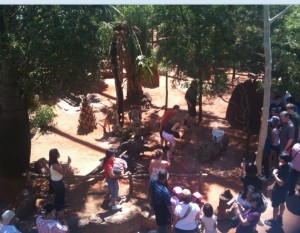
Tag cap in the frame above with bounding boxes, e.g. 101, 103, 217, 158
192, 192, 203, 201
268, 116, 280, 124
182, 189, 191, 197
1, 210, 15, 225
41, 204, 56, 215
279, 151, 290, 158
172, 186, 183, 195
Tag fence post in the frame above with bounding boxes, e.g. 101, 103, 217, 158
129, 173, 133, 196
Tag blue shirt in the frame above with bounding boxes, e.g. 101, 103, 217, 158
149, 178, 172, 207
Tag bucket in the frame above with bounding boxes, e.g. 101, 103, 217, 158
212, 129, 225, 142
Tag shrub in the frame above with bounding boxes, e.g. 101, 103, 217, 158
32, 105, 56, 130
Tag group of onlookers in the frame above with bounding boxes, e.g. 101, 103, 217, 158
260, 93, 300, 227
149, 169, 217, 233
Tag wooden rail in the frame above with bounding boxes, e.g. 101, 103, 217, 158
24, 172, 207, 196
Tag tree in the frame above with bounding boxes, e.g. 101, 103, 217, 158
0, 6, 113, 177
0, 6, 31, 177
116, 6, 155, 102
256, 5, 293, 175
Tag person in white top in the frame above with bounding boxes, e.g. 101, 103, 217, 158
0, 210, 21, 233
200, 203, 218, 233
173, 189, 200, 233
49, 149, 71, 209
149, 149, 170, 180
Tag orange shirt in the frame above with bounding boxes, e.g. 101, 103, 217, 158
161, 109, 176, 127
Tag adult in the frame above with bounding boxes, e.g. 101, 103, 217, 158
149, 149, 171, 180
0, 210, 21, 233
265, 152, 290, 227
103, 149, 124, 210
269, 94, 284, 117
286, 103, 300, 143
233, 192, 263, 233
159, 105, 180, 147
162, 114, 182, 156
36, 204, 69, 233
227, 185, 255, 213
240, 164, 262, 194
149, 169, 173, 233
286, 96, 300, 115
185, 80, 198, 125
173, 189, 201, 233
49, 149, 71, 209
279, 111, 295, 153
288, 142, 300, 196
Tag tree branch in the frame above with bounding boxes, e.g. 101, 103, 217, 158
270, 5, 293, 24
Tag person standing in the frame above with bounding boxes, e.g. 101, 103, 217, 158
288, 142, 300, 196
264, 152, 290, 227
279, 111, 295, 152
201, 203, 218, 233
49, 149, 71, 209
149, 149, 171, 180
185, 80, 198, 125
162, 115, 182, 157
36, 204, 69, 233
173, 189, 201, 233
149, 169, 173, 233
286, 103, 300, 143
159, 105, 180, 147
0, 210, 21, 233
103, 149, 124, 210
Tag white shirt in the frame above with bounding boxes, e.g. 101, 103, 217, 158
0, 224, 22, 233
50, 165, 63, 181
175, 203, 200, 230
291, 143, 300, 172
201, 215, 217, 233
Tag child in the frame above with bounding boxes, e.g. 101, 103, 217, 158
201, 203, 217, 233
264, 151, 290, 227
192, 191, 204, 208
170, 186, 182, 208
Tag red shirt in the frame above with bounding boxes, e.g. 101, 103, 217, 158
104, 157, 114, 177
161, 109, 176, 127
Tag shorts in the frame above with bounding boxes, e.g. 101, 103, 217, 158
106, 176, 119, 199
271, 190, 286, 208
270, 145, 280, 155
162, 131, 176, 147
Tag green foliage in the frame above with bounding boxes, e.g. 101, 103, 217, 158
271, 5, 300, 98
32, 105, 56, 129
1, 6, 114, 105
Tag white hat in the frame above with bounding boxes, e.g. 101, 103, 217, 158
2, 210, 15, 225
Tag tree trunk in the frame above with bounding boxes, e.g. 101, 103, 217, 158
111, 36, 124, 127
126, 66, 143, 101
256, 6, 271, 175
165, 72, 168, 110
198, 75, 203, 123
0, 58, 31, 178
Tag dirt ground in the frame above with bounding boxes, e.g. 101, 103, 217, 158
17, 74, 300, 232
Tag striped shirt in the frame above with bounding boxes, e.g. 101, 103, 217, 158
36, 216, 68, 233
149, 178, 172, 207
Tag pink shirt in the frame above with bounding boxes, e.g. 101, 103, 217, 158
291, 143, 300, 172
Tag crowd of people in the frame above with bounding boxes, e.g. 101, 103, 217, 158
1, 85, 300, 233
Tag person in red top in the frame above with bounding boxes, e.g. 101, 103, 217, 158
159, 105, 180, 147
103, 149, 124, 210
